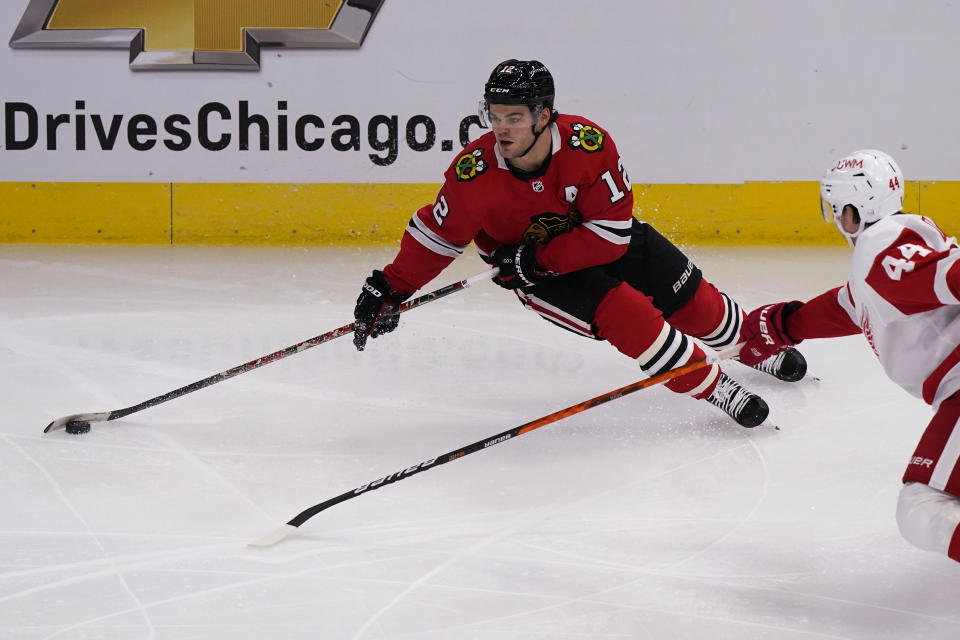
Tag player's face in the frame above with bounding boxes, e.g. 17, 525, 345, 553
487, 104, 537, 158
840, 205, 861, 234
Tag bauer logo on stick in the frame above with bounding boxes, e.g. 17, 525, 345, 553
9, 0, 384, 70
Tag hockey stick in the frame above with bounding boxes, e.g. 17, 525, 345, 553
249, 345, 741, 547
45, 267, 498, 434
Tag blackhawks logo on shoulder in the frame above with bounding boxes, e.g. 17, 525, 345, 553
568, 123, 605, 153
454, 149, 487, 182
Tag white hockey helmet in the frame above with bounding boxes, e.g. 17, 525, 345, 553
820, 149, 904, 239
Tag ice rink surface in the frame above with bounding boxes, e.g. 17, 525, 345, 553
2, 243, 960, 639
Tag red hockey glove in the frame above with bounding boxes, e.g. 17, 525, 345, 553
491, 244, 554, 290
353, 270, 411, 351
738, 301, 803, 366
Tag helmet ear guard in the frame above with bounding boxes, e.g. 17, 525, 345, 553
820, 149, 904, 240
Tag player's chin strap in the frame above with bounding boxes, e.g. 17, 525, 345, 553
514, 104, 557, 159
515, 120, 550, 159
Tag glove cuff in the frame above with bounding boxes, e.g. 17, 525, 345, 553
779, 301, 804, 344
514, 245, 536, 288
371, 269, 411, 304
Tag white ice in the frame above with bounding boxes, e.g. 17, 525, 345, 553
2, 244, 959, 640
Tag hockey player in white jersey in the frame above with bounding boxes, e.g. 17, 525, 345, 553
738, 149, 960, 565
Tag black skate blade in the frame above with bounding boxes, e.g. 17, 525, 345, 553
762, 415, 781, 430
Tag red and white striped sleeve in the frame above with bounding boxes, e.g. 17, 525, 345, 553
933, 245, 960, 305
383, 179, 480, 294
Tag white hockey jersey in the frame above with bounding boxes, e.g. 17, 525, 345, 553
835, 214, 960, 408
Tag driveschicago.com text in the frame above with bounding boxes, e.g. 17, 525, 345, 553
0, 100, 485, 166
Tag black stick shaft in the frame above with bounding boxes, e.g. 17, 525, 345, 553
100, 269, 495, 422
283, 356, 714, 529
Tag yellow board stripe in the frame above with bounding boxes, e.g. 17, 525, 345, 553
634, 180, 925, 245
0, 182, 171, 243
172, 183, 438, 245
0, 180, 956, 246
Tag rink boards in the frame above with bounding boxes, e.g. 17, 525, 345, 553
2, 179, 955, 245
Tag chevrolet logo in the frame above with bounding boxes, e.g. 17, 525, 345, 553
9, 0, 384, 70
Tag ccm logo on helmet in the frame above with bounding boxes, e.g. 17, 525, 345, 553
834, 158, 864, 170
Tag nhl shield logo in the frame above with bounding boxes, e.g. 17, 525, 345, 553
531, 180, 544, 193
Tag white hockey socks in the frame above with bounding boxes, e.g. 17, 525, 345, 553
896, 482, 960, 562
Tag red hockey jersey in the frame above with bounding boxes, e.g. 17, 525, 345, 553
383, 114, 635, 294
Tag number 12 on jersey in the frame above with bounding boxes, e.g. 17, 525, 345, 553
600, 157, 632, 203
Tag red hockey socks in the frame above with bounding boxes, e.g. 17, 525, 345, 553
668, 279, 743, 350
593, 283, 719, 398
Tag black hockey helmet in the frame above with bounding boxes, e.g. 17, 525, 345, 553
481, 59, 557, 124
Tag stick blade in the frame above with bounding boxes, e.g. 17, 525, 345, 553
247, 524, 297, 548
44, 412, 109, 434
45, 414, 87, 433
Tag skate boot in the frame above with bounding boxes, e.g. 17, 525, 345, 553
706, 372, 769, 428
750, 347, 807, 382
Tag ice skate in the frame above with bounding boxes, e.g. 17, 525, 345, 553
706, 372, 770, 428
750, 346, 807, 382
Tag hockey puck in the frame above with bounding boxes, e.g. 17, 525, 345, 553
65, 420, 91, 435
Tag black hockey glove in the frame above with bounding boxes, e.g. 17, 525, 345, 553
353, 270, 411, 351
490, 244, 553, 290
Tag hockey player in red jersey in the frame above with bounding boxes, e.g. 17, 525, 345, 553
739, 149, 960, 564
353, 59, 808, 428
